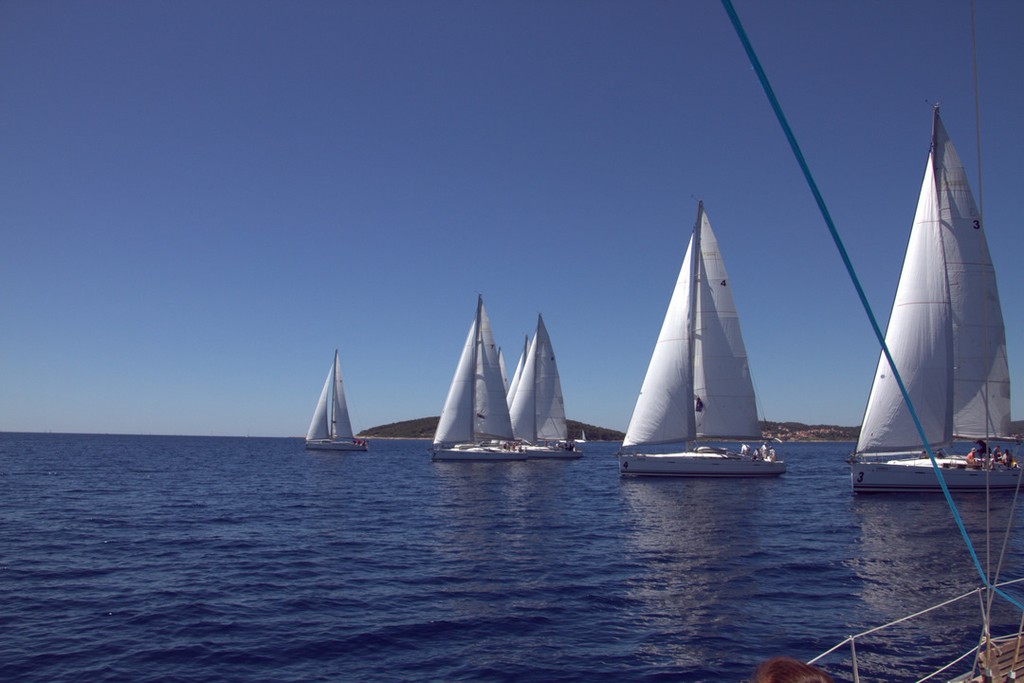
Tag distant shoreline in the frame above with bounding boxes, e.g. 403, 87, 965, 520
356, 416, 872, 442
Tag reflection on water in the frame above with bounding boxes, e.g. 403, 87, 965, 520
838, 492, 1024, 679
7, 436, 1024, 682
619, 475, 781, 673
425, 457, 621, 675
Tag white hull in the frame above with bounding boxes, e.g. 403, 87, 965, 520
305, 439, 368, 452
851, 458, 1023, 493
522, 443, 582, 460
618, 451, 785, 477
431, 444, 528, 462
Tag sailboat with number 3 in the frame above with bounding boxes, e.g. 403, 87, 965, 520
850, 107, 1020, 493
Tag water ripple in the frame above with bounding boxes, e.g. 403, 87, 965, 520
1, 433, 1020, 681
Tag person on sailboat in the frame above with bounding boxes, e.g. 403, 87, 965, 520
741, 444, 750, 456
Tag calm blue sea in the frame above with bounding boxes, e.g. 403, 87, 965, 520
2, 433, 1022, 682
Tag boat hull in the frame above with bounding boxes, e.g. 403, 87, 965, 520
851, 458, 1023, 493
523, 444, 582, 460
618, 452, 785, 477
431, 445, 528, 462
305, 440, 368, 452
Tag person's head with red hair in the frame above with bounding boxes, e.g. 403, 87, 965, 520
750, 656, 834, 683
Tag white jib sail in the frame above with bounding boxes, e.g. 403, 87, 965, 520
306, 361, 333, 441
857, 149, 953, 454
506, 335, 528, 408
434, 303, 480, 446
623, 231, 698, 448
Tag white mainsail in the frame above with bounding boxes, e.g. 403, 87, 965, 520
509, 314, 568, 442
856, 108, 1009, 455
306, 371, 332, 441
434, 296, 514, 446
624, 202, 759, 448
623, 227, 697, 448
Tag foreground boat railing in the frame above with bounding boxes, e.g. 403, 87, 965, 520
810, 579, 1024, 682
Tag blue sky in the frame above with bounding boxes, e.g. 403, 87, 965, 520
2, 1, 1022, 437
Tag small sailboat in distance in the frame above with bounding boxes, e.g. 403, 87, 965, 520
618, 201, 785, 477
305, 350, 368, 452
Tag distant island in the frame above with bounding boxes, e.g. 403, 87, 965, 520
358, 418, 1024, 442
360, 417, 623, 441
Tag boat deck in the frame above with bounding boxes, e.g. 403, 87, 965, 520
958, 634, 1024, 682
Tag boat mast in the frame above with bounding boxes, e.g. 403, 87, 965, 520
531, 315, 541, 442
330, 350, 339, 440
686, 201, 705, 451
470, 295, 483, 442
929, 107, 956, 448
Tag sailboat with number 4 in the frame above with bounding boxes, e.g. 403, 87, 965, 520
618, 201, 784, 477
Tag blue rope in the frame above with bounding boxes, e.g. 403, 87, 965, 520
720, 0, 1022, 612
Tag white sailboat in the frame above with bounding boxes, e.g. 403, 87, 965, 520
618, 201, 785, 477
577, 430, 587, 443
508, 314, 581, 459
851, 106, 1019, 493
305, 350, 368, 452
432, 295, 525, 461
